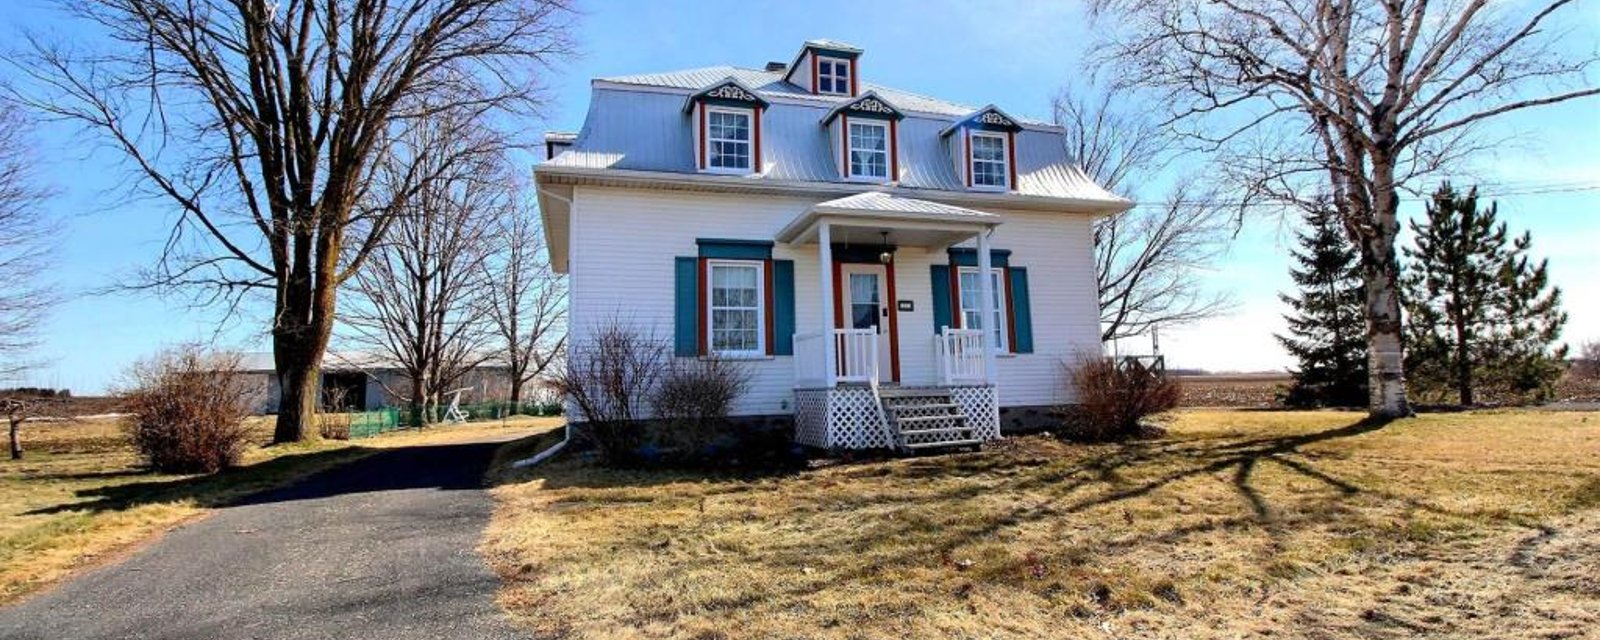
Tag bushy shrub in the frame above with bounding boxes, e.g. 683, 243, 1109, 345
1061, 355, 1180, 442
652, 357, 750, 463
549, 322, 669, 466
120, 347, 260, 473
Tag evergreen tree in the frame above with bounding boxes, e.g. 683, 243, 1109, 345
1276, 202, 1368, 407
1402, 183, 1568, 405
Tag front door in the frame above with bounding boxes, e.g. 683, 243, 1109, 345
840, 263, 896, 382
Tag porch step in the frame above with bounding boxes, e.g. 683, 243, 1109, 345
894, 415, 966, 428
904, 438, 984, 450
877, 388, 979, 452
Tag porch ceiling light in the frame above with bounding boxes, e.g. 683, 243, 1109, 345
877, 231, 893, 264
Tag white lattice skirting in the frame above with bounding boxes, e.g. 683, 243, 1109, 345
793, 385, 1001, 450
949, 385, 1001, 441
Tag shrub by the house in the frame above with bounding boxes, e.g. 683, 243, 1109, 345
120, 347, 260, 473
1062, 355, 1180, 442
549, 322, 669, 466
652, 357, 752, 464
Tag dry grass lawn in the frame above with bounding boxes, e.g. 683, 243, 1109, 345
483, 409, 1600, 639
1, 414, 557, 605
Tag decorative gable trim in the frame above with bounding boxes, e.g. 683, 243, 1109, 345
820, 91, 905, 124
939, 104, 1025, 137
683, 78, 769, 112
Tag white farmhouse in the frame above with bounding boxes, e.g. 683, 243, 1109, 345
534, 40, 1130, 451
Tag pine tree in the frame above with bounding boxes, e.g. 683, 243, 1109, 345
1276, 202, 1368, 407
1482, 231, 1569, 400
1402, 183, 1568, 405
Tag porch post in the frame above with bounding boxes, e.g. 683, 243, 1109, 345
818, 221, 836, 387
977, 227, 998, 384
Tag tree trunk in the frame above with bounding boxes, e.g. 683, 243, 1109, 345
274, 356, 321, 443
509, 376, 523, 409
1454, 318, 1474, 406
409, 377, 426, 428
8, 418, 20, 460
1361, 159, 1413, 420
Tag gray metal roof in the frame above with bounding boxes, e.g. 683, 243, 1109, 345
812, 192, 1000, 220
541, 65, 1128, 207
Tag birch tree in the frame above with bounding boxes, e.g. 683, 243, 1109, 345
1089, 0, 1599, 417
9, 0, 574, 442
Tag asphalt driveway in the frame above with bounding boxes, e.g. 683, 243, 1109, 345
0, 436, 527, 640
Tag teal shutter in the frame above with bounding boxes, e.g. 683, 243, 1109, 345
674, 257, 699, 357
1009, 267, 1034, 354
930, 264, 953, 333
772, 260, 795, 355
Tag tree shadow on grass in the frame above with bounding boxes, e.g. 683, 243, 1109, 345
496, 414, 1560, 627
25, 439, 510, 517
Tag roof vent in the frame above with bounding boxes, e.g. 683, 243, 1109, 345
764, 61, 787, 73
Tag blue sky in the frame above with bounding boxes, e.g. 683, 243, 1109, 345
6, 0, 1599, 392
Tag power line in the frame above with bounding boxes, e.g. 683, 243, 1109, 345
1125, 181, 1600, 210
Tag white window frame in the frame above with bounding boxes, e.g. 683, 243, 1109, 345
846, 120, 890, 181
969, 131, 1010, 190
703, 106, 754, 175
958, 266, 1009, 353
706, 259, 766, 358
816, 56, 851, 96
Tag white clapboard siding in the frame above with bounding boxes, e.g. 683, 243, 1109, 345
568, 186, 1102, 416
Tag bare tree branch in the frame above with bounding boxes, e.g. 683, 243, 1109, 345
1089, 0, 1598, 417
4, 0, 575, 441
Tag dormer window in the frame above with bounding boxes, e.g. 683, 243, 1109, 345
686, 78, 768, 175
781, 40, 863, 96
941, 105, 1024, 192
970, 133, 1009, 188
817, 57, 852, 96
706, 108, 752, 172
848, 121, 889, 179
822, 92, 903, 184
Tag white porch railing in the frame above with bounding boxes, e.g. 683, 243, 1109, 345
835, 328, 879, 383
793, 328, 879, 386
937, 327, 988, 384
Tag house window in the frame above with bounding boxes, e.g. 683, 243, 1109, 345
817, 57, 851, 95
958, 267, 1008, 352
706, 108, 752, 172
970, 132, 1009, 188
707, 260, 765, 356
848, 121, 889, 180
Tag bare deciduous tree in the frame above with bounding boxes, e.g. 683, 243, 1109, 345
0, 104, 57, 380
9, 0, 574, 442
1089, 0, 1599, 418
483, 186, 566, 408
340, 111, 503, 426
1053, 85, 1232, 343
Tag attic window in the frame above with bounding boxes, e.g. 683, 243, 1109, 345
817, 57, 851, 96
970, 132, 1009, 188
705, 107, 752, 172
848, 121, 889, 180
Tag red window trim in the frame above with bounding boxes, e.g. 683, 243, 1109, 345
697, 105, 706, 171
753, 106, 764, 174
1007, 130, 1018, 190
888, 119, 899, 181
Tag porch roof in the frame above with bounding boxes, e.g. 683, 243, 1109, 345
775, 192, 999, 245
